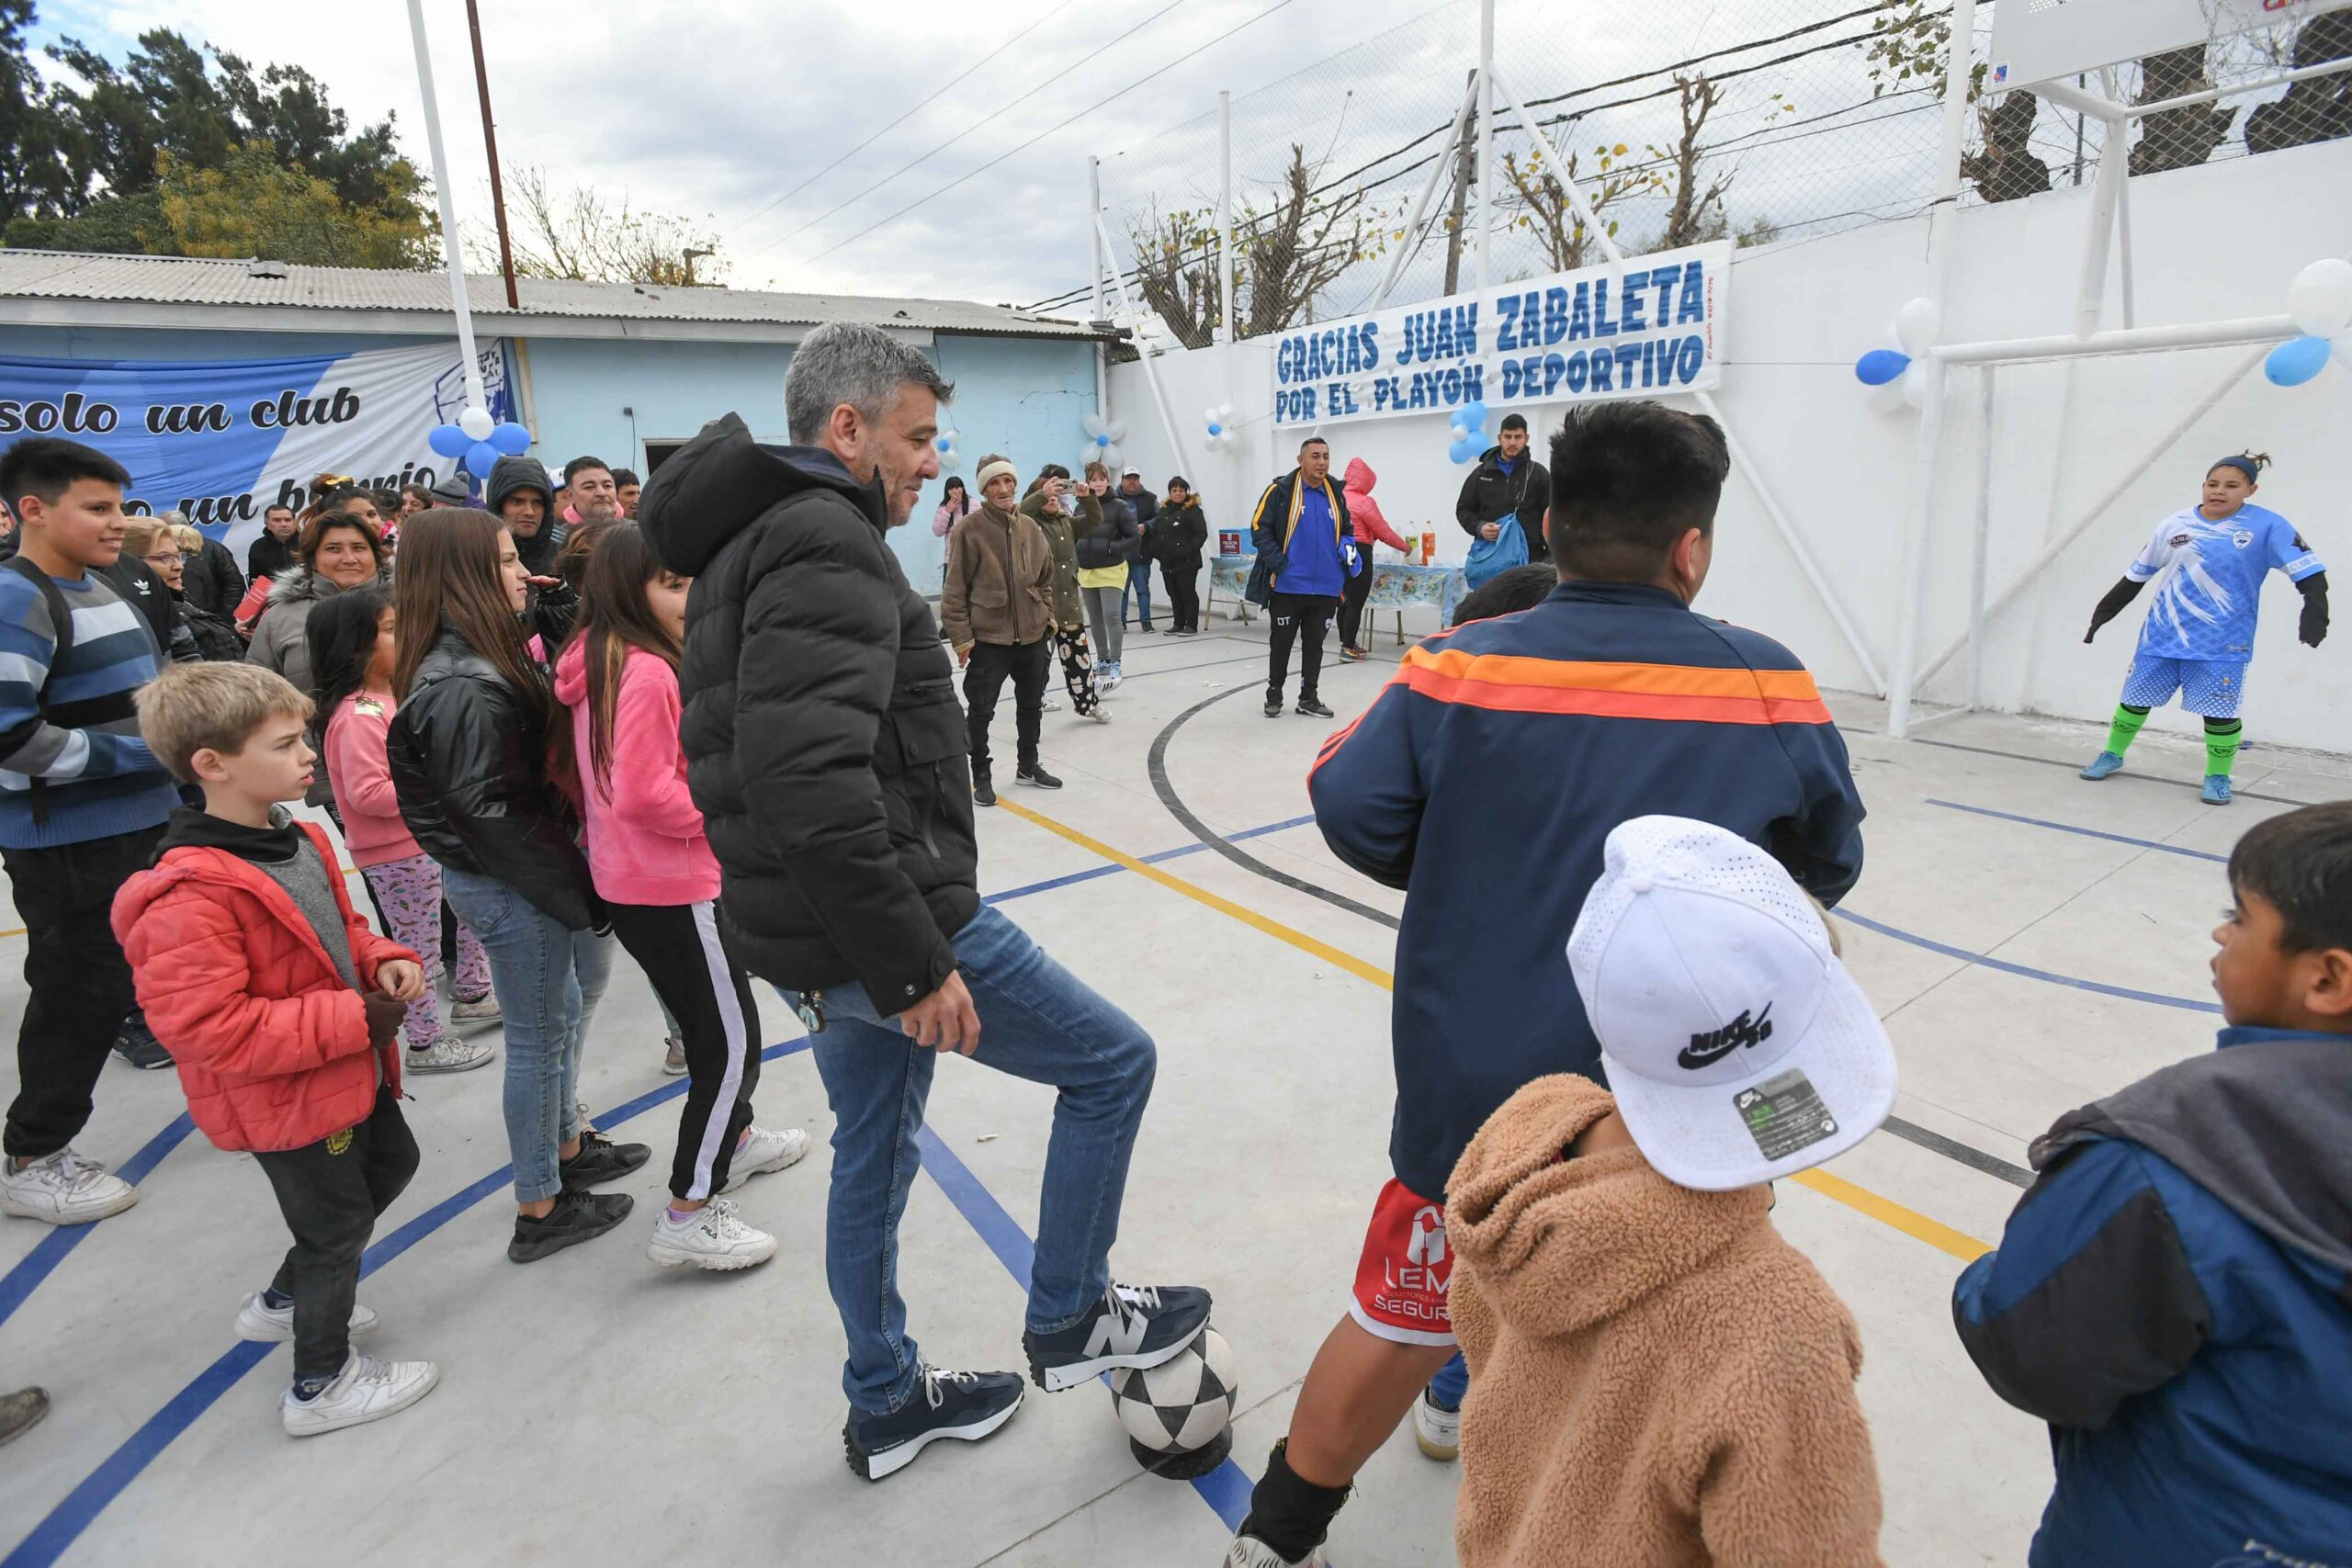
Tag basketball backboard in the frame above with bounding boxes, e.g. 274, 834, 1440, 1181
1990, 0, 2352, 92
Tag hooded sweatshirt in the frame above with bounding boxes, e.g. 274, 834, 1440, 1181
486, 455, 564, 579
1341, 457, 1411, 553
1448, 1075, 1884, 1568
551, 637, 719, 906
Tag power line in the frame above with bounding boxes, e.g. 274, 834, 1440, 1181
798, 0, 1308, 268
739, 0, 1200, 267
721, 0, 1082, 244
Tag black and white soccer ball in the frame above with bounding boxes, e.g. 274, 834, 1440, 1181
1108, 1327, 1238, 1478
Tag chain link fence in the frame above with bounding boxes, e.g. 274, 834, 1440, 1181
1042, 0, 2351, 344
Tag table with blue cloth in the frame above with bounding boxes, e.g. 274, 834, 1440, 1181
1206, 556, 1466, 639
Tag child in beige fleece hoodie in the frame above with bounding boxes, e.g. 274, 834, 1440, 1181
1448, 816, 1895, 1568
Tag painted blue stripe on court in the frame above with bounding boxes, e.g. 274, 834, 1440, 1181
982, 815, 1317, 906
1928, 799, 2230, 863
1838, 909, 2222, 1013
0, 1111, 196, 1331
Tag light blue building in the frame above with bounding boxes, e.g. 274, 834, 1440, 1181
0, 250, 1112, 584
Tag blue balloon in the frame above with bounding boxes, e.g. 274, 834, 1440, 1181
428, 423, 472, 458
1093, 433, 1111, 447
489, 421, 532, 456
1206, 422, 1223, 437
1447, 437, 1479, 465
464, 440, 500, 476
1459, 400, 1487, 431
2266, 335, 2333, 388
1855, 349, 1911, 387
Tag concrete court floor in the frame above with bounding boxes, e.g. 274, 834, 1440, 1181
0, 614, 2344, 1568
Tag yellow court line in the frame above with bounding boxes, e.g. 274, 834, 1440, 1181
994, 795, 1997, 1264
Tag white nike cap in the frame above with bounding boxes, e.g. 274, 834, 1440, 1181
1567, 816, 1895, 1191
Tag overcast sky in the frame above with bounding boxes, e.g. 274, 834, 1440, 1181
29, 0, 1509, 312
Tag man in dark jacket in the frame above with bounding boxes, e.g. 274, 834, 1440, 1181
638, 322, 1209, 1483
1154, 476, 1209, 635
1248, 437, 1361, 719
486, 456, 563, 580
1227, 400, 1866, 1567
1117, 468, 1159, 631
165, 511, 245, 618
1455, 412, 1554, 565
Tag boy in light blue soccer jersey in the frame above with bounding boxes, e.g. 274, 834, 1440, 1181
2081, 453, 2328, 804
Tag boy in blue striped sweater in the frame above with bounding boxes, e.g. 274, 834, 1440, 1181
0, 437, 179, 1227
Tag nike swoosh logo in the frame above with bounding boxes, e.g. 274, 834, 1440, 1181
1677, 1036, 1743, 1070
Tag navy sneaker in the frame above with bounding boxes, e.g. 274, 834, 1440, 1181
843, 1364, 1023, 1481
1023, 1282, 1213, 1393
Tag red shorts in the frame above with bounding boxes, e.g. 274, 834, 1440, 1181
1348, 1179, 1455, 1346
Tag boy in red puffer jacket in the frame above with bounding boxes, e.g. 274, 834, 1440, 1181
111, 662, 441, 1438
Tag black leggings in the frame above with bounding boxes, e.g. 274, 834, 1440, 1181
1163, 564, 1202, 633
1268, 592, 1339, 702
604, 899, 763, 1201
1338, 561, 1374, 649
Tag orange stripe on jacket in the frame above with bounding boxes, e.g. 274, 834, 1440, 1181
1396, 648, 1832, 726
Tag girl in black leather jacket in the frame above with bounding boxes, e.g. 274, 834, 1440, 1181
384, 508, 650, 1263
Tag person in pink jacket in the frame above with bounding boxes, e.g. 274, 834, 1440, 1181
309, 588, 496, 1074
551, 522, 808, 1272
1340, 457, 1412, 662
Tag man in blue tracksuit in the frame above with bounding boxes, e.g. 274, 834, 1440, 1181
1223, 400, 1867, 1568
1250, 437, 1361, 720
1951, 800, 2352, 1568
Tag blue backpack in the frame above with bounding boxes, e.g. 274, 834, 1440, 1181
1464, 513, 1528, 589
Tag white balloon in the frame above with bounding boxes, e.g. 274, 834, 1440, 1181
1104, 421, 1128, 443
1865, 379, 1909, 415
1449, 423, 1468, 442
1203, 406, 1221, 424
2333, 329, 2352, 367
2287, 258, 2352, 338
458, 405, 494, 441
1894, 298, 1941, 356
1899, 362, 1928, 409
1216, 403, 1238, 422
1081, 413, 1107, 438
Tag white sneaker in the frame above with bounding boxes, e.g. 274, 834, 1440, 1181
234, 1291, 381, 1344
662, 1035, 687, 1077
0, 1147, 138, 1225
404, 1035, 495, 1074
1041, 696, 1064, 713
280, 1349, 439, 1438
722, 1125, 809, 1192
648, 1197, 777, 1270
448, 994, 502, 1026
1413, 1386, 1461, 1461
1087, 707, 1114, 725
1224, 1535, 1329, 1568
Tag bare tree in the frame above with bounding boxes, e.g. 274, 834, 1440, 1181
1654, 75, 1732, 250
1962, 91, 2053, 202
1497, 142, 1657, 272
1129, 205, 1222, 350
2132, 45, 2236, 173
466, 164, 726, 286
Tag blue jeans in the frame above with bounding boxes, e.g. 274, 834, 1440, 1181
440, 867, 614, 1202
804, 903, 1157, 1415
1124, 558, 1155, 626
1429, 1352, 1468, 1409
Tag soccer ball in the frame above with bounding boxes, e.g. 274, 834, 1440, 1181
1108, 1327, 1238, 1479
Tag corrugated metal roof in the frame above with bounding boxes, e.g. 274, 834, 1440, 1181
0, 249, 1111, 340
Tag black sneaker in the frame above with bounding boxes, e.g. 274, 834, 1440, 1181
843, 1364, 1023, 1481
112, 1020, 172, 1071
1017, 762, 1062, 790
1137, 624, 1157, 633
508, 1190, 634, 1263
1296, 698, 1335, 719
973, 771, 997, 808
1264, 695, 1283, 718
1023, 1282, 1213, 1393
559, 1129, 651, 1191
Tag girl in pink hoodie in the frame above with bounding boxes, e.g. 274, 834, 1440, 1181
1340, 457, 1413, 661
553, 524, 807, 1272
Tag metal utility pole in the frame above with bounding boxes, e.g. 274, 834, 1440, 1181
464, 0, 518, 310
1442, 69, 1476, 296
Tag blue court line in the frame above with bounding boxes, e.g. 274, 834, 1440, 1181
983, 815, 1317, 906
1927, 799, 2230, 863
0, 1111, 196, 1332
1837, 910, 2222, 1014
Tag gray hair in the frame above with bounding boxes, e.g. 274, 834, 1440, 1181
158, 509, 188, 526
784, 321, 953, 445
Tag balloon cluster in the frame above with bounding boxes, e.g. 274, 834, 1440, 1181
933, 427, 960, 467
1851, 298, 1942, 415
2264, 259, 2352, 388
1446, 400, 1492, 464
1080, 412, 1127, 474
1201, 402, 1240, 454
428, 406, 533, 479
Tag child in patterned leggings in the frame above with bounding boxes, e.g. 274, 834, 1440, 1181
308, 589, 498, 1072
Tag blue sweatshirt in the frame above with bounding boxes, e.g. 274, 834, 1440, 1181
1307, 581, 1865, 1199
1250, 469, 1357, 600
0, 565, 176, 848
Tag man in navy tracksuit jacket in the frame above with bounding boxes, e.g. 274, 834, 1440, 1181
1951, 800, 2352, 1568
1225, 400, 1866, 1567
1250, 436, 1362, 720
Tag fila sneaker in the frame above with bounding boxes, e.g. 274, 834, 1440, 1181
1023, 1281, 1213, 1393
843, 1363, 1024, 1481
647, 1197, 777, 1271
721, 1125, 809, 1193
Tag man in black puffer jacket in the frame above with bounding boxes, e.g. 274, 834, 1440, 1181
639, 322, 1208, 1484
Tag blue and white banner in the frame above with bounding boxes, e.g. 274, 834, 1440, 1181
0, 340, 516, 556
1270, 241, 1728, 429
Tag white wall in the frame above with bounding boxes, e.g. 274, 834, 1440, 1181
1109, 140, 2352, 755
